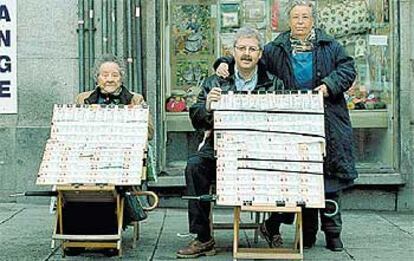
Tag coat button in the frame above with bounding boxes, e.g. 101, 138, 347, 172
317, 71, 321, 77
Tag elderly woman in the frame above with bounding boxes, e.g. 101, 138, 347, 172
215, 0, 357, 252
63, 56, 154, 256
76, 55, 154, 139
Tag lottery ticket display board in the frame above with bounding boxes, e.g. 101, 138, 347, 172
36, 104, 149, 185
213, 92, 326, 208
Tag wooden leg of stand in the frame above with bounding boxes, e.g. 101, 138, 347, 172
233, 207, 241, 261
116, 196, 124, 256
254, 212, 260, 243
132, 221, 139, 248
51, 210, 59, 249
57, 192, 65, 254
297, 211, 303, 256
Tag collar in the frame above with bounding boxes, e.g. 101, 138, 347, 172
234, 66, 259, 91
234, 66, 258, 82
84, 85, 134, 105
272, 28, 335, 50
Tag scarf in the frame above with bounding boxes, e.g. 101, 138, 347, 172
84, 85, 134, 105
290, 28, 316, 54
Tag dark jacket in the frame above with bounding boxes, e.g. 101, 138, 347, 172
214, 29, 358, 181
190, 61, 284, 156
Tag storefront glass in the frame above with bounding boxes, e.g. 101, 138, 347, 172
161, 0, 398, 175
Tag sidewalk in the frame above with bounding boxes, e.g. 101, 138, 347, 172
0, 203, 412, 260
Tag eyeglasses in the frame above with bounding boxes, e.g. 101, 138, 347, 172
234, 45, 261, 53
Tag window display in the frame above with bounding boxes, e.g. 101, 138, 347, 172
168, 1, 216, 111
318, 0, 392, 113
162, 0, 398, 175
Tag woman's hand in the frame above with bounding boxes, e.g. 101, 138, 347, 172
314, 84, 329, 97
215, 63, 230, 78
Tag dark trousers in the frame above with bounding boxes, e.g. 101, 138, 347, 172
185, 153, 216, 238
265, 192, 342, 237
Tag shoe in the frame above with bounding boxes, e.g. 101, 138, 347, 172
176, 238, 216, 258
303, 233, 316, 249
259, 223, 283, 248
325, 233, 344, 252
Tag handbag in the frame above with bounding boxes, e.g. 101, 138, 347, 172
124, 192, 148, 222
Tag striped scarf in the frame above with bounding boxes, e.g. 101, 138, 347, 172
290, 28, 316, 54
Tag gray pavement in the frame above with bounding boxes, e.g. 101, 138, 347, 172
0, 203, 413, 261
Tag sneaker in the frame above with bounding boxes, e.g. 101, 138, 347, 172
259, 223, 283, 248
326, 234, 343, 252
176, 238, 216, 258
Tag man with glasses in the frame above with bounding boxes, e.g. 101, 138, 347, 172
176, 26, 284, 259
214, 0, 357, 253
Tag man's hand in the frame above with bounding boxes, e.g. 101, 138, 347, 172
314, 84, 329, 97
215, 63, 230, 78
206, 87, 222, 112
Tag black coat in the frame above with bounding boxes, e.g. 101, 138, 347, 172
190, 62, 284, 157
214, 29, 358, 181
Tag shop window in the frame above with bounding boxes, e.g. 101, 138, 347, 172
161, 0, 398, 175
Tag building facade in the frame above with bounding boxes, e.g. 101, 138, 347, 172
0, 0, 412, 210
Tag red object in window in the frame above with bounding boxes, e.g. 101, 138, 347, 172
271, 0, 280, 31
166, 98, 187, 112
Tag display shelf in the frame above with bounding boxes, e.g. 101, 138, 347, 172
166, 112, 194, 132
349, 109, 388, 128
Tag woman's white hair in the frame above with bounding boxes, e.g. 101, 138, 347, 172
93, 54, 126, 82
286, 0, 317, 20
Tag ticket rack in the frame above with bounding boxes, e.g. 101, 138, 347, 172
36, 104, 157, 256
212, 92, 326, 260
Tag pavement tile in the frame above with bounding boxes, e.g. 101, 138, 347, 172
0, 204, 412, 261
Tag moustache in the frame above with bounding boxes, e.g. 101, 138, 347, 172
241, 55, 252, 61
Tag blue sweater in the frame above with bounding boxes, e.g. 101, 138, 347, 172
291, 51, 313, 90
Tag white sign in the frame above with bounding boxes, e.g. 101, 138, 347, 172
0, 1, 17, 113
368, 35, 388, 46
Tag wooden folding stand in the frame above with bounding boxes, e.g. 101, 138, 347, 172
233, 206, 303, 261
38, 105, 157, 257
209, 184, 263, 243
52, 184, 125, 256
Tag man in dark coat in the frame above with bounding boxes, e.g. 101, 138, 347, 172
214, 0, 357, 252
176, 26, 284, 259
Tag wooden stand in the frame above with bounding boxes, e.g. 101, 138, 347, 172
52, 185, 125, 257
210, 184, 262, 242
233, 206, 303, 261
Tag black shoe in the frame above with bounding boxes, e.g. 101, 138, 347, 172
303, 234, 316, 249
326, 234, 344, 252
259, 223, 283, 248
